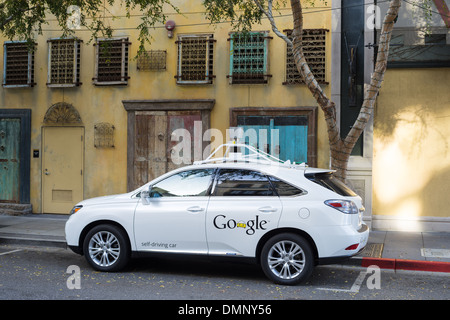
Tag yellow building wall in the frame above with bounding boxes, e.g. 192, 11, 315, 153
0, 1, 332, 213
373, 68, 450, 219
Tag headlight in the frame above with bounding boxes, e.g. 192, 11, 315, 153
70, 205, 83, 215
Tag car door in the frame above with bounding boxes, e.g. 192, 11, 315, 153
206, 168, 282, 257
134, 168, 215, 254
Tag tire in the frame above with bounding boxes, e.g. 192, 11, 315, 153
83, 224, 130, 272
260, 233, 314, 285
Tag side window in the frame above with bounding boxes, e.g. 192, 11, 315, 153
269, 176, 305, 197
150, 169, 215, 197
214, 169, 274, 196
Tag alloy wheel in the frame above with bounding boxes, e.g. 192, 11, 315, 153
267, 240, 306, 280
88, 231, 121, 267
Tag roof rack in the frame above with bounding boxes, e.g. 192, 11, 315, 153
193, 141, 307, 168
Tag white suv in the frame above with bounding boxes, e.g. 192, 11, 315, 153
65, 143, 369, 285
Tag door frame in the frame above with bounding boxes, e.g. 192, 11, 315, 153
0, 109, 31, 204
230, 107, 317, 167
123, 99, 215, 192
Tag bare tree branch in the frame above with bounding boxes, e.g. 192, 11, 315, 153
253, 0, 292, 47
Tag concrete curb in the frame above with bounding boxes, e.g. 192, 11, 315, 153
347, 256, 450, 273
0, 234, 66, 248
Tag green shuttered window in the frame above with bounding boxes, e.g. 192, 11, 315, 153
228, 32, 271, 84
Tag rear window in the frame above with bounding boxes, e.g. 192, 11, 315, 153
305, 172, 357, 197
268, 176, 305, 197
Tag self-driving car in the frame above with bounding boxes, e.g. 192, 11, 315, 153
65, 143, 368, 285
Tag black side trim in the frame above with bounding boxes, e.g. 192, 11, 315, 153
316, 255, 352, 265
132, 251, 257, 264
68, 245, 83, 255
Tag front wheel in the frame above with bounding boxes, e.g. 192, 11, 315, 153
83, 224, 130, 272
260, 233, 314, 285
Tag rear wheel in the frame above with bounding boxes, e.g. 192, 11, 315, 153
83, 224, 130, 272
260, 233, 314, 285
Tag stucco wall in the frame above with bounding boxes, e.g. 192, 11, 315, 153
373, 68, 450, 220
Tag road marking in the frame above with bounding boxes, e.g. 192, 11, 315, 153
0, 249, 23, 256
316, 271, 367, 293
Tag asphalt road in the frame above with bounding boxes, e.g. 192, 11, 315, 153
0, 244, 448, 302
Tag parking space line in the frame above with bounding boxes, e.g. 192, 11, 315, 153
0, 249, 23, 256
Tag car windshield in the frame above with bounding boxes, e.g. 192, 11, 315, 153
305, 172, 357, 197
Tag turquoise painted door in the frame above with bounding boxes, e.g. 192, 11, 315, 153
0, 118, 20, 203
237, 116, 308, 164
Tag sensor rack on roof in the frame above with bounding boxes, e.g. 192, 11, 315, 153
193, 142, 307, 168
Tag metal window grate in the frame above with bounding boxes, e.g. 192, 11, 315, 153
48, 39, 81, 87
284, 29, 327, 85
228, 32, 271, 84
3, 42, 35, 87
176, 35, 215, 84
94, 38, 130, 85
137, 50, 166, 71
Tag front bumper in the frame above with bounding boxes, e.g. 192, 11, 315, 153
67, 244, 83, 255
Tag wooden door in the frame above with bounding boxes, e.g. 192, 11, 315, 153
42, 127, 84, 214
133, 111, 202, 189
0, 118, 20, 203
134, 111, 167, 187
167, 111, 202, 172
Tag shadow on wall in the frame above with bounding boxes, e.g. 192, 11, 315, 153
373, 78, 450, 222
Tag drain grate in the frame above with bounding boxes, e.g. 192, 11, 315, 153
357, 243, 384, 258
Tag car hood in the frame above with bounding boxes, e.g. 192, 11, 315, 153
77, 193, 133, 207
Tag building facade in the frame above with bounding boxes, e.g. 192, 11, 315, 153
332, 0, 450, 232
0, 1, 332, 215
1, 0, 449, 232
372, 0, 450, 231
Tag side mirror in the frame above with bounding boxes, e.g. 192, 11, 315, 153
141, 187, 151, 205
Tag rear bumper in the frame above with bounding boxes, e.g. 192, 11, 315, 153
316, 223, 369, 263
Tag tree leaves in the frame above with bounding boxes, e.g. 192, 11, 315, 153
0, 0, 178, 55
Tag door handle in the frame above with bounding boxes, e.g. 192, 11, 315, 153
258, 206, 277, 213
187, 206, 204, 213
44, 169, 50, 175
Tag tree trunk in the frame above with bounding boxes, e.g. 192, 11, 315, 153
289, 0, 402, 182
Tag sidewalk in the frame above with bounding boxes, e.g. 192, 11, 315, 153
1, 214, 449, 273
0, 214, 67, 248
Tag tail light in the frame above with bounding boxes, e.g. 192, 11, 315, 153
324, 200, 359, 214
345, 244, 359, 250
